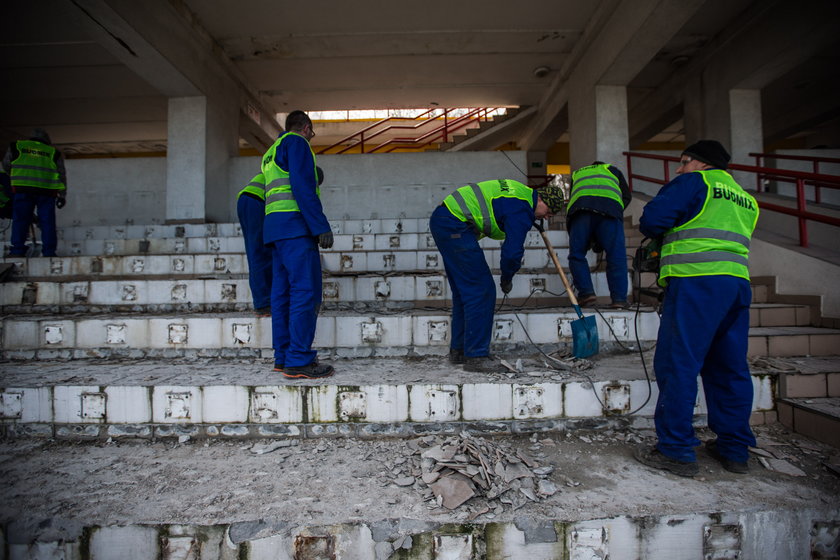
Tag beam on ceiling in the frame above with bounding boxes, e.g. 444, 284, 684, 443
66, 0, 280, 151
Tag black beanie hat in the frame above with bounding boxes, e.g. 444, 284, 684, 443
683, 140, 730, 170
538, 185, 565, 214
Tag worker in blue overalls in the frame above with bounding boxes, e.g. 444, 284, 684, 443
634, 140, 759, 477
430, 180, 565, 373
262, 110, 334, 379
237, 172, 272, 316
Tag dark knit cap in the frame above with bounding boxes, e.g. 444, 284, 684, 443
538, 185, 565, 213
683, 140, 730, 170
316, 166, 325, 186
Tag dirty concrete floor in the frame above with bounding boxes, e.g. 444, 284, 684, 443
0, 351, 652, 387
1, 424, 838, 532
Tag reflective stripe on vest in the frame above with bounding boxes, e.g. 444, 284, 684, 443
261, 132, 319, 215
237, 173, 266, 201
658, 170, 759, 287
442, 179, 533, 240
569, 164, 623, 210
10, 140, 64, 191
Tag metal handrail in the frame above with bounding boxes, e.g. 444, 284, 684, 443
749, 151, 840, 204
317, 108, 501, 155
374, 108, 496, 153
623, 151, 840, 248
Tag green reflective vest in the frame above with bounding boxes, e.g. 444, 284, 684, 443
9, 140, 64, 192
658, 170, 759, 287
237, 173, 266, 201
569, 163, 623, 210
261, 132, 319, 215
443, 179, 534, 240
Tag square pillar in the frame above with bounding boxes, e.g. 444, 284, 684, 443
730, 89, 763, 186
165, 95, 238, 224
569, 85, 630, 172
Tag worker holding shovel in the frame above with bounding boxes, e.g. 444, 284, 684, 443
430, 180, 565, 373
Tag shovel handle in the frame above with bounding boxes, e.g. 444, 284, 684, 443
539, 229, 580, 307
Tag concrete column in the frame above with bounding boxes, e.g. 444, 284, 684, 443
729, 89, 763, 186
165, 95, 238, 224
166, 97, 208, 223
569, 85, 630, 172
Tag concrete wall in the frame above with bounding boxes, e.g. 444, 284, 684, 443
60, 151, 529, 228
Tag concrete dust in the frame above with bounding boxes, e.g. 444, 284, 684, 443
2, 425, 839, 530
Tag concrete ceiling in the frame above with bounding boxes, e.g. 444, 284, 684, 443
1, 0, 838, 157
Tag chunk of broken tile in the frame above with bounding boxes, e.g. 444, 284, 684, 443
430, 473, 476, 509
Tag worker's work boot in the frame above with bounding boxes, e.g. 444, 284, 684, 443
463, 356, 504, 373
449, 348, 464, 364
577, 293, 597, 307
633, 445, 699, 478
283, 362, 334, 379
705, 440, 749, 474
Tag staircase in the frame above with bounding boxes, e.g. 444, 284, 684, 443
1, 217, 839, 559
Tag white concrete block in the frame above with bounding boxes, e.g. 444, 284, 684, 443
40, 320, 75, 348
60, 282, 90, 306
9, 541, 81, 560
629, 379, 657, 417
524, 313, 561, 344
35, 283, 60, 306
54, 385, 104, 423
308, 385, 339, 422
204, 280, 249, 306
752, 375, 774, 411
409, 384, 460, 422
0, 283, 24, 305
3, 387, 52, 423
250, 386, 304, 423
639, 514, 707, 560
418, 251, 444, 271
312, 315, 335, 349
363, 385, 409, 422
513, 383, 563, 419
412, 315, 451, 347
322, 277, 355, 302
247, 534, 292, 560
88, 525, 159, 560
202, 385, 249, 423
434, 534, 473, 560
568, 523, 610, 560
152, 386, 203, 423
462, 383, 513, 420
2, 320, 40, 349
564, 382, 604, 417
486, 523, 563, 559
221, 318, 258, 347
417, 275, 447, 301
105, 386, 152, 423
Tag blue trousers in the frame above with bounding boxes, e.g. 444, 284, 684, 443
568, 212, 628, 302
429, 206, 495, 358
10, 192, 57, 256
653, 276, 756, 463
237, 195, 272, 309
270, 236, 322, 367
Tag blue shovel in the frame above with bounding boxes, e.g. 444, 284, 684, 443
537, 224, 599, 359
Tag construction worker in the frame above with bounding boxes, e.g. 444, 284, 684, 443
567, 161, 631, 308
237, 172, 272, 316
633, 140, 759, 477
262, 110, 334, 379
430, 179, 565, 373
4, 129, 67, 257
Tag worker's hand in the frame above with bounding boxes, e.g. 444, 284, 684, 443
318, 231, 334, 249
55, 196, 66, 209
500, 278, 513, 294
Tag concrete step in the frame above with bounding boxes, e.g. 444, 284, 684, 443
17, 228, 572, 258
0, 307, 661, 359
2, 424, 837, 559
748, 326, 840, 357
0, 271, 622, 312
777, 397, 840, 448
0, 352, 776, 437
749, 302, 812, 327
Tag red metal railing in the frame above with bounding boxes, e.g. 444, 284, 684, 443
750, 152, 840, 204
317, 108, 501, 155
623, 151, 840, 248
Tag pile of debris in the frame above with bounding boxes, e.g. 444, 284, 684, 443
394, 432, 562, 513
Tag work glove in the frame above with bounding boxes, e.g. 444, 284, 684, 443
55, 196, 66, 209
500, 278, 513, 294
318, 231, 334, 249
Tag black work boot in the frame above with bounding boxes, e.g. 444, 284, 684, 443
449, 348, 464, 364
705, 440, 749, 474
463, 356, 504, 373
283, 362, 334, 379
633, 445, 699, 477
